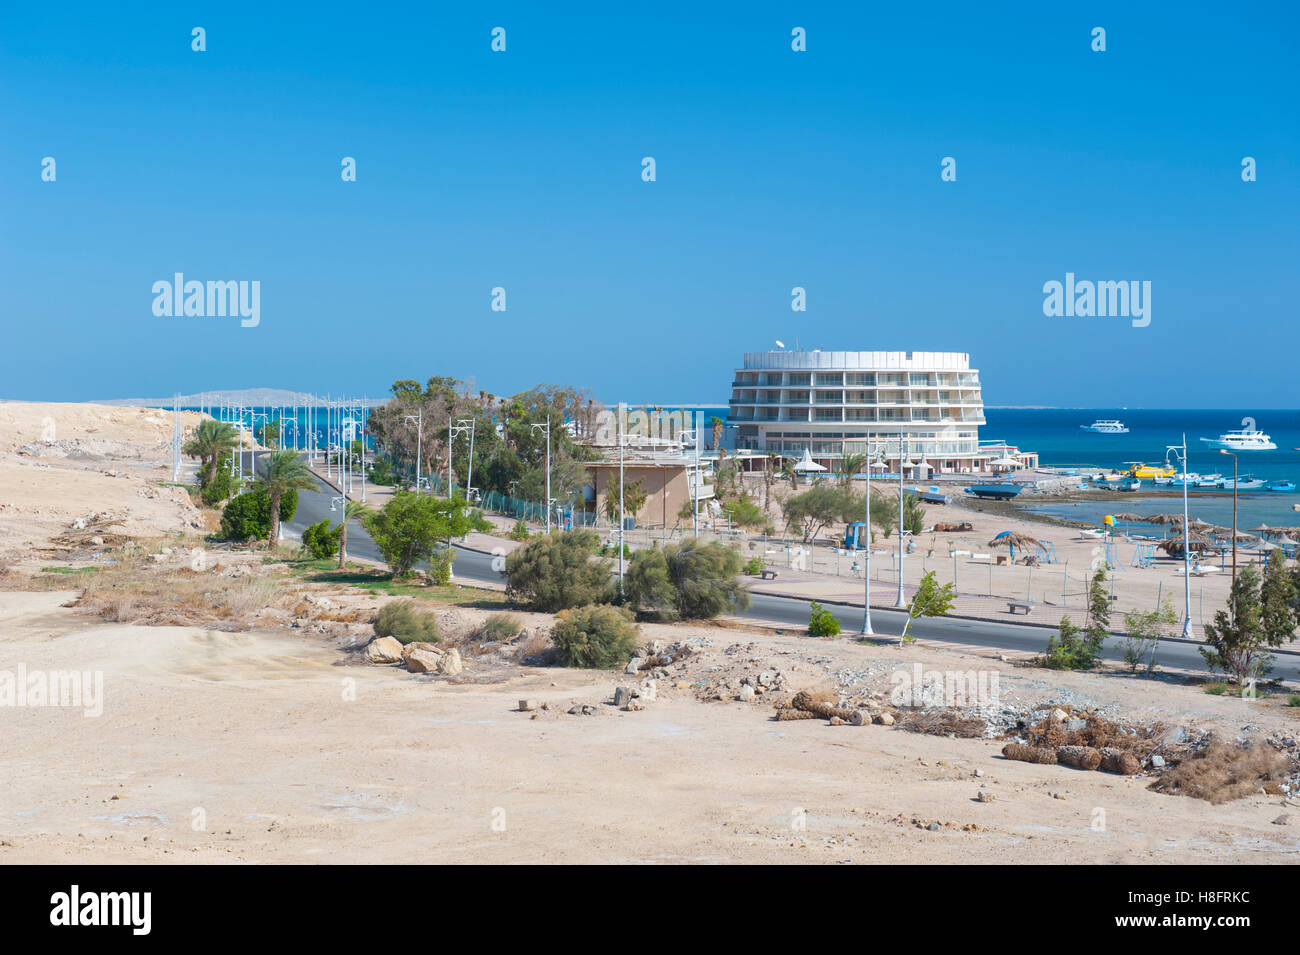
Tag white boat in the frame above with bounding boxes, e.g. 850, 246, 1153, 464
1194, 473, 1224, 487
1200, 417, 1277, 451
1080, 419, 1129, 434
1154, 472, 1200, 486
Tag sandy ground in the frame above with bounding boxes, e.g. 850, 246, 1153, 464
2, 400, 1297, 864
2, 589, 1298, 864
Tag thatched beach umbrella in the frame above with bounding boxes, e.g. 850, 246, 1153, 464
988, 531, 1043, 562
1110, 512, 1146, 523
1158, 532, 1213, 558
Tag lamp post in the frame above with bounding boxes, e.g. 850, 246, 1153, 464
531, 420, 552, 533
1220, 448, 1238, 583
1166, 434, 1193, 638
404, 409, 423, 494
895, 431, 909, 608
860, 441, 882, 636
449, 418, 474, 501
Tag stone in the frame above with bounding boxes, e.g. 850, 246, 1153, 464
638, 679, 657, 702
1159, 725, 1186, 745
1065, 719, 1088, 732
973, 769, 984, 777
1272, 814, 1289, 826
757, 671, 776, 686
877, 712, 895, 726
436, 648, 463, 675
1150, 754, 1165, 768
625, 698, 646, 711
405, 648, 442, 674
829, 716, 846, 726
613, 686, 636, 707
625, 657, 644, 675
927, 822, 941, 832
737, 685, 756, 702
1050, 708, 1068, 723
518, 699, 539, 712
976, 790, 994, 803
364, 636, 404, 665
849, 709, 868, 726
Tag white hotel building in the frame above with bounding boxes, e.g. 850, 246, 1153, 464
728, 350, 1028, 474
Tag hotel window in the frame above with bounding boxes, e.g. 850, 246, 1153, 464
814, 373, 843, 386
846, 373, 875, 386
786, 374, 811, 386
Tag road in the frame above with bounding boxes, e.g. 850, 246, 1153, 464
261, 452, 1300, 682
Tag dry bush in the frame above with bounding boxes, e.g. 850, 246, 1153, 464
513, 628, 554, 665
1023, 711, 1157, 756
897, 709, 987, 738
1148, 741, 1293, 804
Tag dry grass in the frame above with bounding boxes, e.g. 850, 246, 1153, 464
897, 709, 987, 738
1022, 710, 1160, 757
1147, 741, 1293, 804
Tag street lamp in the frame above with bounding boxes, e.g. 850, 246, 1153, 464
449, 418, 474, 501
403, 409, 424, 494
895, 431, 910, 608
1166, 434, 1193, 638
860, 441, 884, 636
531, 420, 552, 534
1220, 448, 1239, 583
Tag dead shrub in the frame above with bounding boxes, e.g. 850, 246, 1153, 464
1147, 741, 1292, 804
897, 709, 987, 738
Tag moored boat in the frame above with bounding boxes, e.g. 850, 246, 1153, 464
1265, 480, 1297, 492
1200, 417, 1277, 451
964, 483, 1023, 501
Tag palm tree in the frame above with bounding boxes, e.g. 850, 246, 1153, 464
839, 452, 867, 487
764, 452, 780, 513
257, 449, 317, 546
337, 500, 369, 568
708, 416, 725, 451
182, 419, 239, 486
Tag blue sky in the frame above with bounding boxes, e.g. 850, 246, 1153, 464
2, 1, 1296, 407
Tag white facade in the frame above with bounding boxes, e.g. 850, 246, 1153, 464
728, 350, 988, 472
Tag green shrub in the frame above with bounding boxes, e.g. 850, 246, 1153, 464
368, 456, 397, 486
301, 519, 342, 560
425, 548, 454, 585
1041, 617, 1104, 670
220, 487, 298, 542
478, 612, 523, 641
505, 530, 612, 611
1203, 683, 1231, 696
808, 600, 841, 637
623, 538, 749, 620
374, 601, 439, 645
551, 604, 638, 669
508, 519, 530, 541
199, 453, 235, 506
742, 556, 764, 576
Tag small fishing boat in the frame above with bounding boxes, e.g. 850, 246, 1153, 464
1118, 477, 1142, 492
1219, 475, 1266, 490
1080, 419, 1129, 434
964, 483, 1023, 501
915, 486, 952, 505
1265, 480, 1297, 492
1195, 474, 1224, 488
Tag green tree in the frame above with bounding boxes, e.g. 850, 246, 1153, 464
551, 604, 639, 669
839, 452, 866, 487
504, 530, 612, 611
623, 538, 749, 619
256, 449, 317, 545
808, 601, 841, 636
256, 420, 281, 450
1085, 567, 1111, 651
199, 451, 235, 506
708, 416, 725, 451
603, 478, 648, 524
902, 493, 926, 535
1200, 565, 1295, 685
1122, 601, 1178, 674
336, 499, 370, 569
724, 494, 766, 530
899, 570, 957, 642
220, 487, 298, 542
301, 519, 342, 560
782, 486, 861, 542
183, 419, 240, 487
868, 491, 896, 540
362, 490, 471, 580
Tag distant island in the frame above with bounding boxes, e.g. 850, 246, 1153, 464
89, 388, 387, 408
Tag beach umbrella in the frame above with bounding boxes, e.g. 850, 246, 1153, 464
1158, 532, 1213, 557
988, 531, 1043, 561
1142, 513, 1187, 525
1109, 512, 1146, 523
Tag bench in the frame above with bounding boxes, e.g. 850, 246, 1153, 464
1007, 600, 1034, 615
759, 570, 778, 580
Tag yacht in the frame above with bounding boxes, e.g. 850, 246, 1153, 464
1200, 418, 1277, 451
1081, 419, 1129, 434
1218, 475, 1266, 491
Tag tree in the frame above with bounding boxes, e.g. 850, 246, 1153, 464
868, 491, 896, 540
725, 494, 765, 530
504, 530, 612, 611
603, 477, 648, 525
301, 519, 342, 560
337, 499, 370, 568
220, 487, 298, 542
763, 452, 780, 512
1122, 601, 1178, 674
362, 490, 473, 580
902, 493, 926, 535
782, 486, 861, 542
183, 419, 240, 487
623, 538, 749, 619
1042, 568, 1110, 669
1201, 564, 1296, 685
200, 451, 235, 506
551, 604, 639, 669
839, 452, 866, 487
808, 601, 840, 636
899, 570, 957, 642
708, 416, 725, 451
1085, 567, 1111, 651
256, 449, 317, 546
256, 420, 281, 450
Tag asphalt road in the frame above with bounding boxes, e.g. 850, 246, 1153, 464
265, 453, 1300, 682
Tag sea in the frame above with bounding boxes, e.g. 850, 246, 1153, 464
984, 408, 1300, 532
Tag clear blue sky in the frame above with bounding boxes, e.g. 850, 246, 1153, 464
2, 1, 1296, 407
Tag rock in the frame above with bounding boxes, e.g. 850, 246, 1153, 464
518, 699, 538, 712
829, 716, 846, 726
1050, 708, 1068, 723
757, 671, 776, 686
877, 712, 895, 726
737, 685, 756, 702
405, 647, 442, 674
364, 636, 404, 665
1150, 754, 1165, 768
927, 822, 941, 832
625, 657, 644, 675
1159, 725, 1186, 745
973, 768, 984, 777
638, 679, 657, 702
976, 790, 994, 803
1273, 814, 1289, 826
625, 698, 646, 711
613, 686, 636, 707
849, 709, 868, 726
436, 648, 463, 675
1065, 719, 1088, 732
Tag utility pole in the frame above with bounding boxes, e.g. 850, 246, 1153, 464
1167, 434, 1193, 638
860, 441, 878, 636
404, 408, 424, 494
531, 420, 552, 533
895, 431, 909, 608
450, 418, 476, 503
1220, 448, 1238, 584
